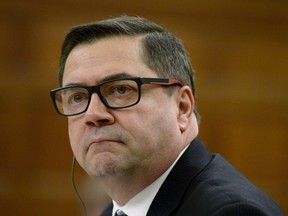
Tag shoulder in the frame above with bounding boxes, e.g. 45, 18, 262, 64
178, 154, 284, 215
212, 202, 283, 216
149, 138, 284, 216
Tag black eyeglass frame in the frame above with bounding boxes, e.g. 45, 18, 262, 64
50, 77, 183, 116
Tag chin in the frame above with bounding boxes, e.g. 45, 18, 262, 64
86, 153, 119, 177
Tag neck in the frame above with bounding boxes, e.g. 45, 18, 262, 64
97, 169, 161, 205
97, 116, 199, 205
97, 149, 182, 206
184, 114, 199, 145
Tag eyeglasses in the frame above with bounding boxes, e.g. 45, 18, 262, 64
50, 77, 183, 116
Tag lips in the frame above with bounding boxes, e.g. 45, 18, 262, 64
83, 128, 126, 152
87, 137, 123, 151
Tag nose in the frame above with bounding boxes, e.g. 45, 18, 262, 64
84, 93, 114, 127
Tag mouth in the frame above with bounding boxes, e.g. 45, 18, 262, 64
87, 138, 124, 153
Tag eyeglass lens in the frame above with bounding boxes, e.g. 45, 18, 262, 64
54, 79, 140, 115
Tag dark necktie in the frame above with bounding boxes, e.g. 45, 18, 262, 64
114, 210, 128, 216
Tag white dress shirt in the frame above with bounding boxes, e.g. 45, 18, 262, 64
112, 145, 189, 216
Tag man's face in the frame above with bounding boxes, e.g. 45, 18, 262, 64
63, 37, 183, 178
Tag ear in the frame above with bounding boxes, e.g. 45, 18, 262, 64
176, 86, 194, 133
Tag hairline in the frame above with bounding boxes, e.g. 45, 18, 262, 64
59, 34, 157, 85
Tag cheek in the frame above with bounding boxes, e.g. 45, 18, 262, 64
122, 103, 178, 144
68, 119, 83, 154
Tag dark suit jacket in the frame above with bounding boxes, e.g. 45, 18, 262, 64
101, 138, 284, 216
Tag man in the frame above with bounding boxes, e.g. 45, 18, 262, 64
50, 16, 283, 216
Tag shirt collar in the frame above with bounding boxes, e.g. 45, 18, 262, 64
112, 144, 189, 216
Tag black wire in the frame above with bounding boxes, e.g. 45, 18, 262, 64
71, 155, 87, 216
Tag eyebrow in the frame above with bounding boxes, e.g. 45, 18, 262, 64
101, 73, 133, 82
63, 72, 134, 87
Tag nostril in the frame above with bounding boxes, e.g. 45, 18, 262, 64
86, 121, 95, 127
85, 119, 112, 127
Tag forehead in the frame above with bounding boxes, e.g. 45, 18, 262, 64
63, 36, 157, 85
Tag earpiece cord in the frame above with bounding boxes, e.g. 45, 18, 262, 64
71, 156, 87, 216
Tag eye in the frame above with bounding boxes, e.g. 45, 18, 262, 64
101, 80, 138, 98
114, 85, 131, 94
68, 92, 88, 104
72, 94, 83, 103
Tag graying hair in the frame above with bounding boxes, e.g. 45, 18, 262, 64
58, 16, 200, 122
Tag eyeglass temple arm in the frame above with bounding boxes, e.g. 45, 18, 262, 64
141, 78, 183, 86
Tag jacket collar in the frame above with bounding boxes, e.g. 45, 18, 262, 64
147, 137, 213, 216
101, 137, 212, 216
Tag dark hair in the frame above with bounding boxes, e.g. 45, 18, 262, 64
58, 16, 200, 122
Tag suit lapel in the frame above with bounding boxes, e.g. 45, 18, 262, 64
101, 138, 213, 216
100, 202, 113, 216
147, 138, 213, 216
